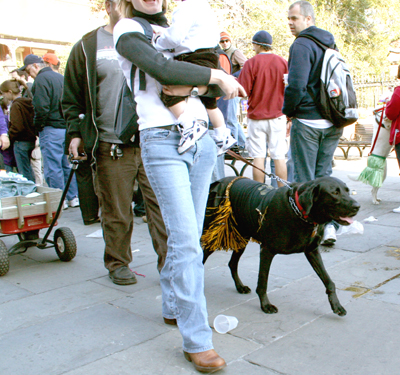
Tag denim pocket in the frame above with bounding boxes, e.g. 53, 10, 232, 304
140, 128, 172, 143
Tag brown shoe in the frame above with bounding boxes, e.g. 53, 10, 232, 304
183, 349, 226, 373
163, 317, 177, 325
109, 266, 137, 285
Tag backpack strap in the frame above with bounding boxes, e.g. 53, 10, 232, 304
296, 35, 336, 109
132, 17, 154, 91
297, 34, 337, 51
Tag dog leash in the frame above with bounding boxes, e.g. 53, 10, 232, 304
369, 105, 385, 156
226, 149, 292, 189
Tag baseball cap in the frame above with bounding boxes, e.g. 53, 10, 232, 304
252, 31, 273, 47
43, 53, 59, 65
20, 54, 44, 71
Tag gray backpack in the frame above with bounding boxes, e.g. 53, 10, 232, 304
299, 35, 359, 128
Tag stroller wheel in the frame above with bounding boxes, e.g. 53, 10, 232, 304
54, 227, 77, 262
0, 239, 9, 276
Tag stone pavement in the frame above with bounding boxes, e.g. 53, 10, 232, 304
1, 152, 399, 375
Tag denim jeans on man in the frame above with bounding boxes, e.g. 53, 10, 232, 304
13, 141, 36, 182
216, 96, 246, 148
290, 119, 342, 183
141, 128, 216, 353
39, 126, 78, 200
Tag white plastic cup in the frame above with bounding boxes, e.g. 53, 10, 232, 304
213, 315, 239, 334
283, 73, 289, 86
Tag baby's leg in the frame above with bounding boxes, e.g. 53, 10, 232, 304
207, 108, 237, 155
169, 101, 187, 125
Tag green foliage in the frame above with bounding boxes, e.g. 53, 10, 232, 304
89, 0, 104, 13
209, 0, 400, 76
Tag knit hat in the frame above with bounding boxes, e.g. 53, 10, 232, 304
252, 31, 273, 47
220, 31, 231, 42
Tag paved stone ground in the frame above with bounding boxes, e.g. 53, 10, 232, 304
1, 150, 399, 375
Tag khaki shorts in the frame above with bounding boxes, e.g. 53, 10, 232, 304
246, 116, 287, 159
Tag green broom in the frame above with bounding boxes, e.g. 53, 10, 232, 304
357, 107, 386, 188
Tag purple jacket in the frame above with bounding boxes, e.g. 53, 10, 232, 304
0, 107, 17, 167
0, 107, 8, 134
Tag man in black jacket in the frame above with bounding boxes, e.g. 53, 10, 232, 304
21, 54, 79, 207
62, 0, 168, 284
283, 0, 342, 245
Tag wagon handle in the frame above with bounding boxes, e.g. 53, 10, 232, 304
16, 196, 25, 229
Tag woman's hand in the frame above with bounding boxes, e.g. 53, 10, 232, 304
0, 134, 10, 151
209, 70, 247, 100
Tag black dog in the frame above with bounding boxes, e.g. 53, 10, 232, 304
202, 176, 360, 316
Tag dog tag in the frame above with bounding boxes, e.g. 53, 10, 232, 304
311, 226, 318, 238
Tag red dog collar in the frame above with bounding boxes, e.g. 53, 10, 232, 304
295, 190, 309, 219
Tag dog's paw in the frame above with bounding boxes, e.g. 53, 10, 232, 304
237, 285, 251, 294
334, 305, 347, 316
329, 295, 347, 316
261, 303, 278, 314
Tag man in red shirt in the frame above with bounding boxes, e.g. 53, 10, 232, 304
238, 31, 288, 186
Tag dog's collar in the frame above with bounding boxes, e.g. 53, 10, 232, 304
295, 190, 308, 218
289, 190, 317, 226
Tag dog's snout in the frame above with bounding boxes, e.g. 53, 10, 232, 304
350, 200, 361, 214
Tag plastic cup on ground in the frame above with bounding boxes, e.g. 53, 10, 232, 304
213, 315, 238, 334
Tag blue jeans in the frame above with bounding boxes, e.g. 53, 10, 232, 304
286, 147, 294, 183
140, 127, 216, 353
13, 141, 36, 182
217, 96, 246, 148
39, 127, 78, 200
290, 119, 343, 183
209, 129, 225, 183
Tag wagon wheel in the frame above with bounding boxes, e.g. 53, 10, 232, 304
54, 227, 77, 262
0, 239, 10, 276
18, 229, 40, 242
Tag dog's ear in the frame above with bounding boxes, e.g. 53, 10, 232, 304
298, 184, 320, 216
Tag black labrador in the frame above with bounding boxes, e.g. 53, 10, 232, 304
202, 176, 360, 316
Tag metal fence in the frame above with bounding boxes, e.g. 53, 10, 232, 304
354, 74, 398, 109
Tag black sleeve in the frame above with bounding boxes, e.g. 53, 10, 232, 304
62, 40, 86, 139
116, 32, 212, 86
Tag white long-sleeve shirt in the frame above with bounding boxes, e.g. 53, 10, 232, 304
155, 0, 220, 56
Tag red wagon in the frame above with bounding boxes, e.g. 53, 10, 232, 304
0, 164, 78, 276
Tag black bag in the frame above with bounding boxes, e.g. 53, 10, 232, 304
114, 17, 154, 144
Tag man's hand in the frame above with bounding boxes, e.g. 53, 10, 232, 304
0, 134, 10, 151
68, 137, 87, 160
210, 69, 247, 100
286, 118, 292, 137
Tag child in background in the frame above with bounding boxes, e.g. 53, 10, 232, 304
155, 0, 237, 155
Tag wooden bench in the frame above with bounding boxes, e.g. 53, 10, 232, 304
337, 122, 374, 159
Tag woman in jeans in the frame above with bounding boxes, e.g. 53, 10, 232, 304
107, 0, 244, 372
0, 79, 36, 181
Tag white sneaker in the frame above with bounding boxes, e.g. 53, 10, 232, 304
177, 120, 208, 154
63, 200, 68, 210
321, 223, 336, 246
214, 128, 237, 156
68, 197, 80, 208
393, 206, 400, 213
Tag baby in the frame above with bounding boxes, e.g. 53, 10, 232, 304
155, 0, 236, 155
